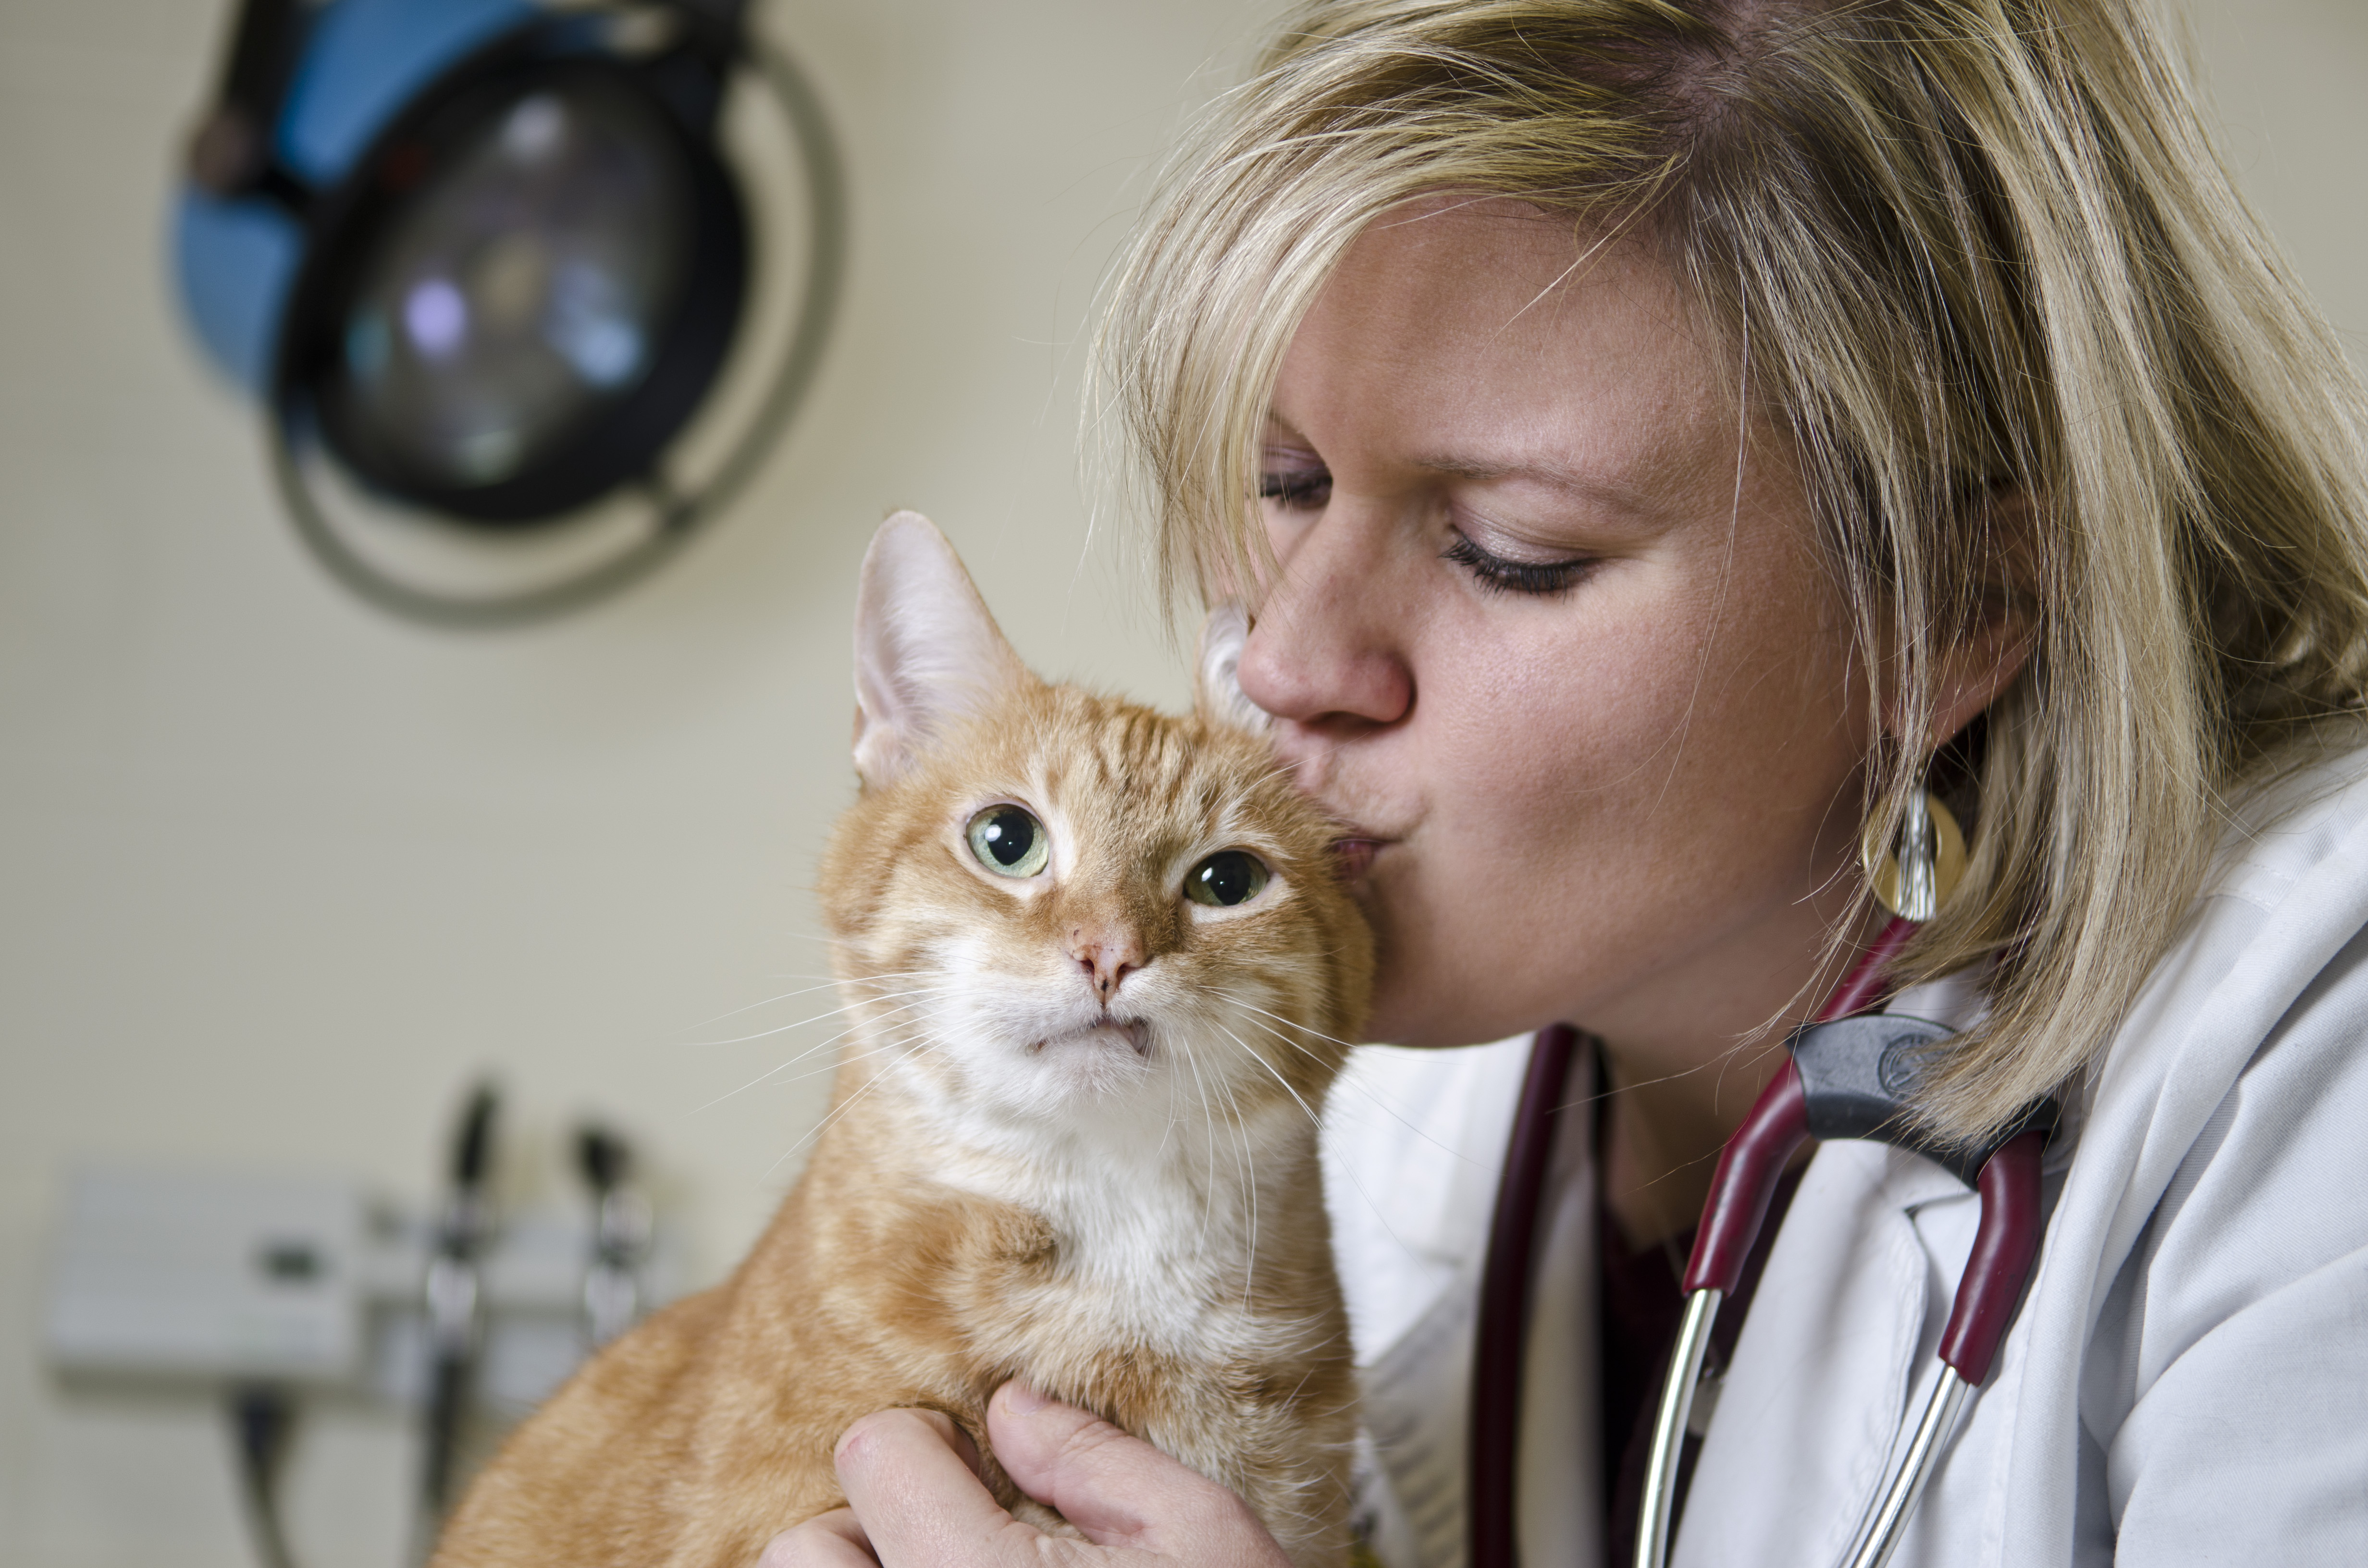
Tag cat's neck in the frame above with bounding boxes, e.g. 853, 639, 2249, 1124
830, 1041, 1327, 1281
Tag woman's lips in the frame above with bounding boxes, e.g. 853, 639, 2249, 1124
1332, 837, 1385, 879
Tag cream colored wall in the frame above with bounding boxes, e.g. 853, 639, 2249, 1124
2182, 0, 2368, 347
0, 1, 1266, 1562
0, 2, 2358, 1565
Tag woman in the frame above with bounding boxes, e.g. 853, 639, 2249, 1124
774, 1, 2368, 1563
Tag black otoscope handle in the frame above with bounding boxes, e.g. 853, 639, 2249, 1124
420, 1083, 500, 1531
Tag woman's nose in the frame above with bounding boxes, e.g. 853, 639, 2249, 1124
1235, 507, 1414, 730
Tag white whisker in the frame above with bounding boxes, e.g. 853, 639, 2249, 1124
685, 982, 953, 1051
1213, 1021, 1322, 1132
1216, 1017, 1410, 1256
687, 999, 936, 1113
1173, 1030, 1223, 1248
760, 1052, 904, 1178
1222, 1074, 1258, 1308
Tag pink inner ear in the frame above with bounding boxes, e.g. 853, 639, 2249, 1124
849, 512, 1030, 784
1196, 603, 1270, 735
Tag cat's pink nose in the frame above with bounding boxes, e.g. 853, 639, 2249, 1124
1068, 926, 1146, 1001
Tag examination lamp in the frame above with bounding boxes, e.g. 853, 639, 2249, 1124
174, 0, 844, 626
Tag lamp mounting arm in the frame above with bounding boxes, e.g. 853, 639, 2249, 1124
188, 0, 315, 197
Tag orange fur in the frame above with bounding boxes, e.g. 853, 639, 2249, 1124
432, 518, 1372, 1568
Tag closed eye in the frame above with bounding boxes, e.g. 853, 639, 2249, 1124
1441, 530, 1597, 598
1258, 466, 1332, 512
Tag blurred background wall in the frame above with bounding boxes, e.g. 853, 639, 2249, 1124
0, 0, 2359, 1564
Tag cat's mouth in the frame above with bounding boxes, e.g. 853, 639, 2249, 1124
1033, 1018, 1152, 1057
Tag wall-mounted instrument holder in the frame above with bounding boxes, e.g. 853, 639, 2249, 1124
41, 1093, 678, 1567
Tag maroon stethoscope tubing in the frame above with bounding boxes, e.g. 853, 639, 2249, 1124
1468, 1023, 1581, 1568
1681, 918, 1918, 1295
1466, 919, 1918, 1568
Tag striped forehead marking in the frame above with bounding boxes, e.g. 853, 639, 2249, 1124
1030, 700, 1202, 801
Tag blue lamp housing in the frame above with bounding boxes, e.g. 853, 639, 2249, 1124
176, 0, 536, 394
173, 0, 753, 528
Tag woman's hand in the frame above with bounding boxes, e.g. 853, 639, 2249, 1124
758, 1381, 1294, 1568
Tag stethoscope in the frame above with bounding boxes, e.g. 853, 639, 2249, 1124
1467, 916, 2060, 1568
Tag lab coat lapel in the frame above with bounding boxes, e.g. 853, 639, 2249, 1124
1327, 1032, 1607, 1568
1361, 1273, 1482, 1568
1325, 1037, 1541, 1568
1994, 763, 2368, 1561
1515, 1042, 1603, 1568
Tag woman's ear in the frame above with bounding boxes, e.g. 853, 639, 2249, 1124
850, 511, 1030, 788
1193, 603, 1271, 735
1897, 489, 2041, 749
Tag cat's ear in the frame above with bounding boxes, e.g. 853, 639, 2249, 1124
851, 512, 1030, 787
1194, 603, 1270, 735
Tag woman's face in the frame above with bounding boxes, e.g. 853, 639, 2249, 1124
1238, 200, 1872, 1055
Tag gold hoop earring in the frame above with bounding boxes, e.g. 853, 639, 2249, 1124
1861, 790, 1966, 922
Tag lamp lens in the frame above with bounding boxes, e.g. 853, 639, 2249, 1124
335, 80, 691, 489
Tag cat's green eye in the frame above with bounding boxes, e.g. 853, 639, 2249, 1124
1185, 850, 1270, 908
966, 805, 1049, 878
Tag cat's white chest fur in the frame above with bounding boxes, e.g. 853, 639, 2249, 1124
914, 1063, 1327, 1364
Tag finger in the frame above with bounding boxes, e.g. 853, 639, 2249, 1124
864, 1407, 987, 1480
835, 1408, 1035, 1567
755, 1510, 876, 1568
987, 1383, 1279, 1560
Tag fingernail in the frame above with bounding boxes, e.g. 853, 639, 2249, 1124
1001, 1381, 1048, 1415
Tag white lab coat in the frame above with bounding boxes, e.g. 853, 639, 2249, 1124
1322, 741, 2368, 1568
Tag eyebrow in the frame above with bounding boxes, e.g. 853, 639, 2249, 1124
1258, 418, 1664, 522
1410, 453, 1658, 519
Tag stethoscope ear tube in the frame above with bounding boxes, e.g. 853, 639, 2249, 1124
1939, 1129, 2047, 1384
1636, 1058, 1814, 1568
1681, 1061, 1810, 1294
1835, 1125, 2045, 1568
1838, 1127, 2047, 1568
1634, 1286, 1723, 1568
1842, 1366, 1969, 1568
1634, 919, 2059, 1568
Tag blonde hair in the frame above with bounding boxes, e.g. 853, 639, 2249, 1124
1096, 0, 2368, 1142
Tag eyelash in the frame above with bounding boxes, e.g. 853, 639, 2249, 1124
1441, 532, 1596, 598
1258, 469, 1332, 510
1259, 466, 1595, 598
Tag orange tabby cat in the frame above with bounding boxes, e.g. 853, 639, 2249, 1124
431, 513, 1373, 1568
